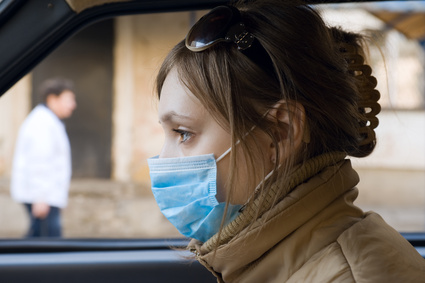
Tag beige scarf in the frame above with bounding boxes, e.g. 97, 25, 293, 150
189, 151, 347, 254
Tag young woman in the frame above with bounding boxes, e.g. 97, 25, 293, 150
148, 1, 425, 282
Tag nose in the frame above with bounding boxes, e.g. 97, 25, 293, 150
159, 146, 168, 159
158, 140, 178, 159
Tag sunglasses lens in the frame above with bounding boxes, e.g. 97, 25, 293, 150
186, 6, 234, 50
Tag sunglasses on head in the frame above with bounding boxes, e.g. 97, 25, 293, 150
185, 5, 276, 78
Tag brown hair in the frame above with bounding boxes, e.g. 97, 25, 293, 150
156, 0, 380, 237
39, 78, 75, 103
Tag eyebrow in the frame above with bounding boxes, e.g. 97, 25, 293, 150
159, 111, 194, 124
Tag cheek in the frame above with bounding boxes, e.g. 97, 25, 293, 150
215, 136, 273, 205
215, 148, 251, 204
60, 101, 70, 112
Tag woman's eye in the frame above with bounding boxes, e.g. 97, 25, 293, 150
172, 129, 193, 143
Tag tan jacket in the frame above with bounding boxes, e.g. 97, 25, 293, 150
188, 153, 425, 282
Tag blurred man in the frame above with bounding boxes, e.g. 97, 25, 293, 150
11, 78, 77, 237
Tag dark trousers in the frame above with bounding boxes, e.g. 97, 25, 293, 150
24, 204, 62, 237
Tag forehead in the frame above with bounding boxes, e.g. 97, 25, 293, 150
158, 68, 206, 122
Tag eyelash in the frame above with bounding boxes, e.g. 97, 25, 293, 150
172, 129, 193, 143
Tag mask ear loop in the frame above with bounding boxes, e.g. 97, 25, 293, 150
216, 109, 272, 210
236, 108, 280, 212
216, 147, 232, 163
215, 118, 264, 163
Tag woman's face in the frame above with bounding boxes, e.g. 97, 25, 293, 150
158, 68, 256, 203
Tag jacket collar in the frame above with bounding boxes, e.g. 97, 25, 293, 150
188, 152, 360, 281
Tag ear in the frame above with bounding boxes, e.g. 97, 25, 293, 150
45, 93, 57, 106
266, 100, 308, 165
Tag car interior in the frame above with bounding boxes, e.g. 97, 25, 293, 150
0, 0, 424, 282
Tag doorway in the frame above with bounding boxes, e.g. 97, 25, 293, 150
32, 19, 114, 178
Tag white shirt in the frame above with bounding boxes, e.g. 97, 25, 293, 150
11, 104, 72, 208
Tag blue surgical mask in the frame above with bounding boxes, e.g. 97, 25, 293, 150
147, 150, 242, 243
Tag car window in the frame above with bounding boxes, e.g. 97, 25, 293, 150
320, 2, 425, 232
0, 2, 424, 239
